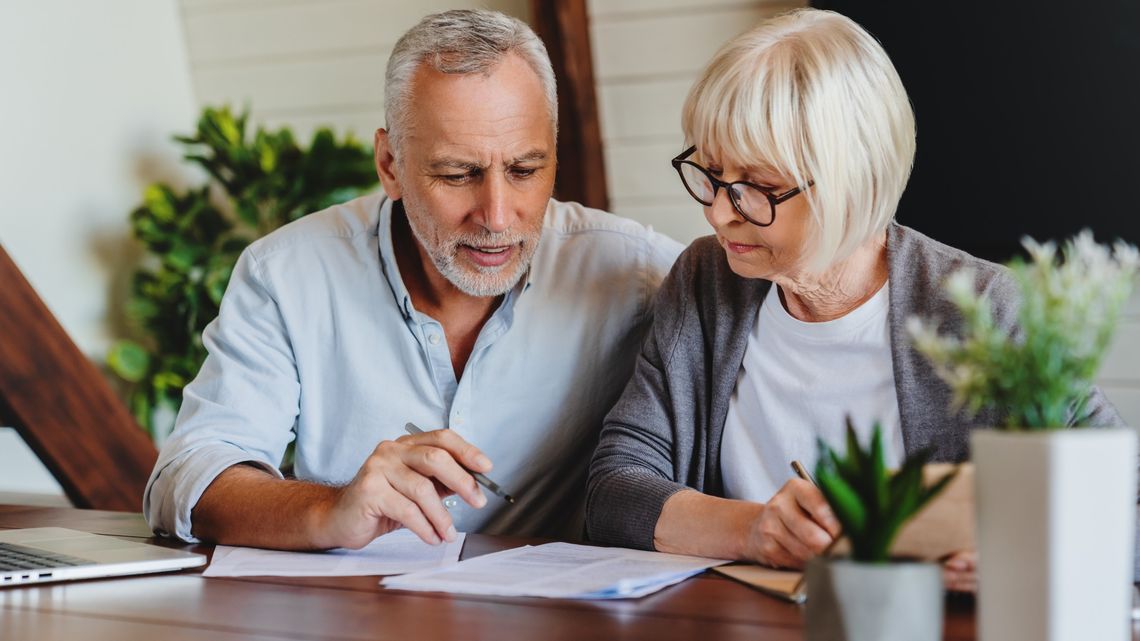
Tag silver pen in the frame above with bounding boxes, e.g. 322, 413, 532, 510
404, 422, 516, 504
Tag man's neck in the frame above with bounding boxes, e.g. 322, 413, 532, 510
391, 204, 500, 377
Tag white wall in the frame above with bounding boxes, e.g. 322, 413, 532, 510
0, 0, 199, 501
1099, 287, 1140, 427
588, 0, 805, 244
178, 0, 530, 142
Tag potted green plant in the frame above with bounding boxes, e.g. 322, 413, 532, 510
909, 231, 1139, 641
804, 420, 956, 641
107, 106, 378, 443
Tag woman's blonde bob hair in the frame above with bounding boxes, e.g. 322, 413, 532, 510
682, 8, 916, 273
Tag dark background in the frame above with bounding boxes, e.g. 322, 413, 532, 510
811, 0, 1140, 261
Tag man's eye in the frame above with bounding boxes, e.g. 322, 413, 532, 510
510, 167, 538, 179
440, 173, 476, 184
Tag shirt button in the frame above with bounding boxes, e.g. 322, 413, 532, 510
443, 497, 459, 509
428, 334, 441, 345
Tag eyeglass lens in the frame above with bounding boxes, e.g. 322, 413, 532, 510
678, 162, 773, 224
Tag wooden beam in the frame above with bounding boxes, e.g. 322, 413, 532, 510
530, 0, 610, 211
0, 244, 156, 511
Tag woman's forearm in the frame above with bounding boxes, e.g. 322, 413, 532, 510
653, 489, 762, 559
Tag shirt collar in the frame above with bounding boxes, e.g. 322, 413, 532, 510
376, 197, 415, 320
375, 196, 533, 321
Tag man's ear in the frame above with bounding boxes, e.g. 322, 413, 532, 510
374, 128, 402, 200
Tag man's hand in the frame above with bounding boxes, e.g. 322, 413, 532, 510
318, 428, 492, 549
744, 478, 841, 569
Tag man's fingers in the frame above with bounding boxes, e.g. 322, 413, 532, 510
403, 445, 487, 508
407, 428, 493, 473
790, 479, 842, 537
386, 467, 457, 543
373, 480, 442, 545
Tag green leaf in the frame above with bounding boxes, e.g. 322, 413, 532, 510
818, 467, 866, 534
111, 103, 378, 445
129, 388, 153, 435
108, 341, 151, 383
144, 185, 176, 223
813, 423, 956, 563
204, 262, 233, 305
164, 243, 199, 272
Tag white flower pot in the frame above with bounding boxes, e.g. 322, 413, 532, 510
972, 428, 1137, 641
804, 557, 943, 641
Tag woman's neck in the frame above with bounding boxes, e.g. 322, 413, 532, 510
773, 231, 889, 323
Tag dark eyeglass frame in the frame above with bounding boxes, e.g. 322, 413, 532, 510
671, 145, 812, 227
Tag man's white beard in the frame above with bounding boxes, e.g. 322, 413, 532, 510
403, 203, 541, 298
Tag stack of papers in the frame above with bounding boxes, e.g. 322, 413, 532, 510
382, 542, 728, 599
203, 529, 464, 577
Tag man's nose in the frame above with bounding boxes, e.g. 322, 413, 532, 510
475, 171, 514, 234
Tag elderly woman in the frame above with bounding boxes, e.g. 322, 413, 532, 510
585, 8, 1123, 591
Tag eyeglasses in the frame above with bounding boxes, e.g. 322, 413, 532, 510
671, 146, 812, 227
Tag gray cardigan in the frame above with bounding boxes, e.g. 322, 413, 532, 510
586, 223, 1129, 561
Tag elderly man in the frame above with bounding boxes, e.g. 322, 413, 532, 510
143, 9, 681, 549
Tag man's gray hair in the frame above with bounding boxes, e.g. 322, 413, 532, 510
384, 9, 558, 157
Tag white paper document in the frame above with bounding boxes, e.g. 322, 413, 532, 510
203, 529, 464, 577
381, 542, 728, 599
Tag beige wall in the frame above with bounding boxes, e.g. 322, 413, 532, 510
0, 0, 199, 501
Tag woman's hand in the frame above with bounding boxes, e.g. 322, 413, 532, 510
744, 478, 842, 569
942, 550, 977, 593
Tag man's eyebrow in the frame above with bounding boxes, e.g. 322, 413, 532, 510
427, 151, 549, 172
507, 150, 549, 165
428, 158, 485, 172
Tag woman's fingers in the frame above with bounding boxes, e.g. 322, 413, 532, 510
789, 479, 842, 538
752, 481, 839, 567
942, 550, 977, 593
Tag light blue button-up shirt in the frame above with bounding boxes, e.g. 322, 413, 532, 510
143, 193, 682, 542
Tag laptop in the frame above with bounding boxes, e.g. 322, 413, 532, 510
0, 527, 206, 586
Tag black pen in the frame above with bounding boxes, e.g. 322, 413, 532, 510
404, 422, 516, 504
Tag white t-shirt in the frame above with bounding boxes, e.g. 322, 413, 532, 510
720, 282, 905, 503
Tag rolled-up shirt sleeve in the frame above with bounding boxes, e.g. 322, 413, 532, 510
143, 247, 300, 542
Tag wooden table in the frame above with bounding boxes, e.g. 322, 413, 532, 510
0, 504, 982, 640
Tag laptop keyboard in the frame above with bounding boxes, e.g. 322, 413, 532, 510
0, 543, 92, 572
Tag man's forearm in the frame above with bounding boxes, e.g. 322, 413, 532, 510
190, 464, 342, 550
